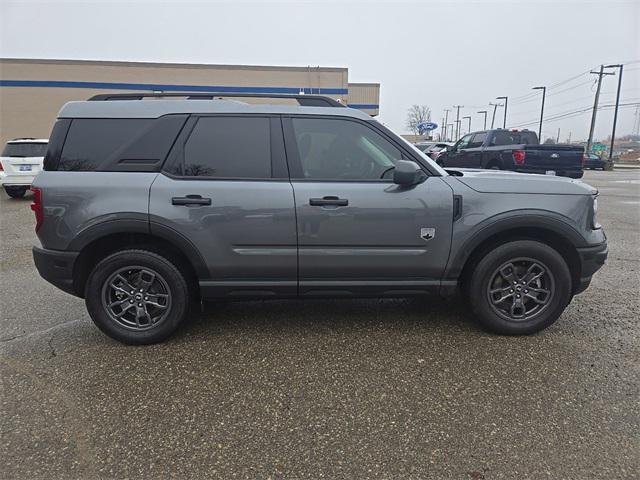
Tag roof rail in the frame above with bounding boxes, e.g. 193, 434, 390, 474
88, 92, 345, 108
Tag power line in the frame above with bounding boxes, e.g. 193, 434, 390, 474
510, 102, 640, 129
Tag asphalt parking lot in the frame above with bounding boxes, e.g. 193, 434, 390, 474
1, 169, 638, 479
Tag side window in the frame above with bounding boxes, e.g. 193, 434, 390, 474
290, 118, 403, 180
59, 119, 152, 171
468, 132, 487, 148
490, 131, 513, 146
183, 117, 271, 178
522, 132, 537, 145
455, 134, 473, 150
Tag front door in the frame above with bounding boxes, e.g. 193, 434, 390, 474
283, 116, 454, 297
150, 115, 297, 297
443, 133, 472, 168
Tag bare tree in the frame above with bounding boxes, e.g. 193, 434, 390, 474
544, 137, 556, 144
406, 105, 432, 135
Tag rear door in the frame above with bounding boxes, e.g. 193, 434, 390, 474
149, 115, 297, 297
283, 116, 454, 297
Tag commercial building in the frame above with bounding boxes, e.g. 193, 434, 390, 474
0, 58, 380, 146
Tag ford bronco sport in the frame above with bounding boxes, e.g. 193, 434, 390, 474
32, 93, 607, 344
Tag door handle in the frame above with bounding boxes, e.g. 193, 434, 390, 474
309, 196, 348, 207
171, 195, 211, 206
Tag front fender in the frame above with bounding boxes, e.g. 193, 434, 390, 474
443, 209, 588, 281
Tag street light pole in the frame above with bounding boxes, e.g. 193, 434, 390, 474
463, 116, 471, 135
477, 110, 488, 130
605, 64, 624, 160
532, 86, 546, 140
489, 102, 501, 129
496, 96, 508, 128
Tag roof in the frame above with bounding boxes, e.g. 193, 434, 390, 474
8, 138, 48, 143
0, 57, 348, 74
58, 99, 373, 120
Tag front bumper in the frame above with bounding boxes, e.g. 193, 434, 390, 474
574, 241, 608, 294
33, 246, 79, 296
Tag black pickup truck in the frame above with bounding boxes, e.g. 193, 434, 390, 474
437, 129, 584, 178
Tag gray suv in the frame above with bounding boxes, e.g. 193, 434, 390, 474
32, 93, 608, 344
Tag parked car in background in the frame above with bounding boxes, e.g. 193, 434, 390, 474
32, 93, 607, 344
437, 129, 584, 178
415, 142, 452, 161
583, 153, 613, 170
0, 138, 48, 198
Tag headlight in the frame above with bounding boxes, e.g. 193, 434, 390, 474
592, 196, 601, 229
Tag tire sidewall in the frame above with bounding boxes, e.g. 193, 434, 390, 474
85, 250, 189, 344
469, 240, 572, 335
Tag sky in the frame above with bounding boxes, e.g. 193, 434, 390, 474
1, 0, 639, 141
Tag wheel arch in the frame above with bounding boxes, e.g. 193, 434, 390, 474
448, 216, 585, 295
70, 221, 208, 298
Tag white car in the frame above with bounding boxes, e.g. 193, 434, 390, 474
0, 138, 48, 198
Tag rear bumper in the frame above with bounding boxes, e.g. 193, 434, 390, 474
0, 172, 36, 186
33, 246, 79, 296
574, 241, 608, 294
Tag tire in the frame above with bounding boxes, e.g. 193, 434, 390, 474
486, 160, 501, 170
85, 249, 190, 344
468, 240, 572, 335
4, 186, 28, 198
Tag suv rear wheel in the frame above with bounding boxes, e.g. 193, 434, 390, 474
468, 240, 572, 335
4, 186, 28, 198
85, 249, 190, 344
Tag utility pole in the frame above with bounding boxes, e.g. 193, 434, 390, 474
605, 64, 623, 159
447, 124, 454, 141
443, 108, 450, 143
532, 86, 546, 140
496, 96, 508, 128
568, 131, 572, 144
453, 105, 463, 140
556, 127, 560, 144
489, 102, 502, 129
477, 110, 488, 130
586, 65, 615, 155
441, 117, 445, 141
463, 116, 471, 135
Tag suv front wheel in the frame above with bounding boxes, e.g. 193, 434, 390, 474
85, 249, 190, 344
468, 240, 572, 335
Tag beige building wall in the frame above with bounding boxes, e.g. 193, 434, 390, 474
347, 82, 380, 116
1, 59, 357, 146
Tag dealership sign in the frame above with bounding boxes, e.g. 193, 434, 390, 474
417, 122, 438, 134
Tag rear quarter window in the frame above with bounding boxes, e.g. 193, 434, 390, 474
55, 116, 186, 172
59, 119, 152, 171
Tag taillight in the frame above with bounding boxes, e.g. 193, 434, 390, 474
582, 153, 588, 165
512, 149, 526, 165
30, 187, 43, 232
0, 161, 4, 171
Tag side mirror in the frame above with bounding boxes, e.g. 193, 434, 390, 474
393, 160, 427, 186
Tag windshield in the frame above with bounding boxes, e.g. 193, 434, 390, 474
2, 142, 48, 157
